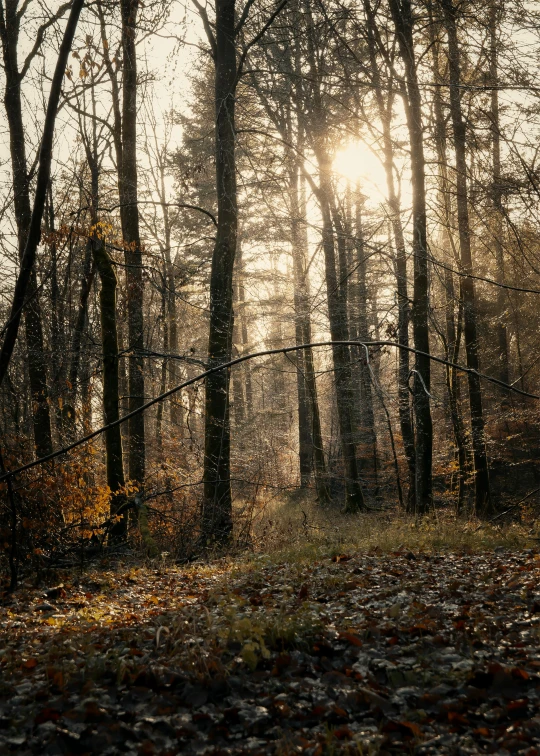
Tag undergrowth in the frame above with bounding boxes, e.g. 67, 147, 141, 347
246, 490, 535, 566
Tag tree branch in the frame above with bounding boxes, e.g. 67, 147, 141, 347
191, 0, 216, 58
0, 0, 85, 388
1, 339, 537, 484
20, 1, 73, 80
236, 0, 289, 80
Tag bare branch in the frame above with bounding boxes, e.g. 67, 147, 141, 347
190, 0, 216, 58
2, 339, 538, 484
20, 1, 73, 80
236, 0, 289, 79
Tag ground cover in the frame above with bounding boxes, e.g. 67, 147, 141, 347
2, 519, 540, 755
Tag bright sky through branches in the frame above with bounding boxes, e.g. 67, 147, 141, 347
333, 141, 388, 199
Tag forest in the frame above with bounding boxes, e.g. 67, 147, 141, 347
1, 0, 540, 754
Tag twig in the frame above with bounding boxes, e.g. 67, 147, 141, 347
474, 487, 540, 531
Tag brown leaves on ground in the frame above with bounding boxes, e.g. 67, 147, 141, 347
2, 547, 540, 754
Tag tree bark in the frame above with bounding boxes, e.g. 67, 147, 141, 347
0, 0, 84, 462
489, 0, 509, 387
63, 241, 95, 441
441, 0, 492, 515
428, 6, 470, 512
0, 0, 56, 458
389, 0, 433, 514
120, 0, 145, 488
202, 0, 238, 545
363, 0, 415, 507
80, 70, 127, 540
290, 161, 330, 502
303, 3, 365, 512
353, 194, 378, 483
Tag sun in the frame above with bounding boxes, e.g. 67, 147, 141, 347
333, 140, 388, 200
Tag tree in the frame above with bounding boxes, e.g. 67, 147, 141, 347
388, 0, 433, 514
0, 0, 85, 449
440, 0, 492, 515
0, 1, 77, 458
194, 0, 289, 545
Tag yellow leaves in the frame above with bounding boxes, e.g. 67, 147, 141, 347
90, 220, 113, 240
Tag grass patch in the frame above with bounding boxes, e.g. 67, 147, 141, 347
248, 491, 534, 565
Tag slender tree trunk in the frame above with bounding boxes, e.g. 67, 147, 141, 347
441, 0, 491, 515
429, 11, 470, 512
232, 275, 246, 425
47, 186, 64, 443
290, 161, 330, 501
202, 0, 238, 544
63, 242, 95, 441
364, 0, 415, 505
0, 2, 53, 458
291, 166, 312, 485
156, 278, 168, 455
237, 248, 253, 416
120, 0, 145, 488
304, 4, 365, 512
489, 0, 509, 386
389, 0, 433, 514
354, 195, 378, 483
320, 180, 365, 512
82, 80, 127, 539
94, 234, 127, 540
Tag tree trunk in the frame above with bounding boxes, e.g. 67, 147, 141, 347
320, 179, 365, 512
489, 0, 509, 386
429, 9, 471, 512
441, 0, 492, 515
63, 241, 95, 441
353, 195, 378, 484
202, 0, 238, 545
364, 0, 416, 506
156, 279, 168, 455
120, 0, 145, 488
304, 3, 365, 512
79, 84, 128, 539
389, 0, 433, 514
290, 161, 330, 501
0, 1, 53, 458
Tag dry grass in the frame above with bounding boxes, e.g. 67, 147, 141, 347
245, 490, 535, 566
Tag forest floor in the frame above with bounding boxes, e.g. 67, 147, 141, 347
2, 516, 540, 755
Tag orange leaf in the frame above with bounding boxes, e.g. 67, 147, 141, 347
23, 658, 38, 669
399, 721, 422, 737
512, 667, 529, 680
448, 711, 468, 724
338, 631, 363, 647
473, 727, 490, 737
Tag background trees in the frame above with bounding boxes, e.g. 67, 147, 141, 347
1, 0, 540, 568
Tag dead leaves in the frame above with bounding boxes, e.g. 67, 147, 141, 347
2, 549, 540, 753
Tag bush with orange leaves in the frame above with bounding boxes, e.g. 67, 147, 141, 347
0, 446, 112, 584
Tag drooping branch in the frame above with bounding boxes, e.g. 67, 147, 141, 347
1, 339, 537, 484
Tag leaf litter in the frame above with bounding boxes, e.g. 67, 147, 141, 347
2, 547, 540, 754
